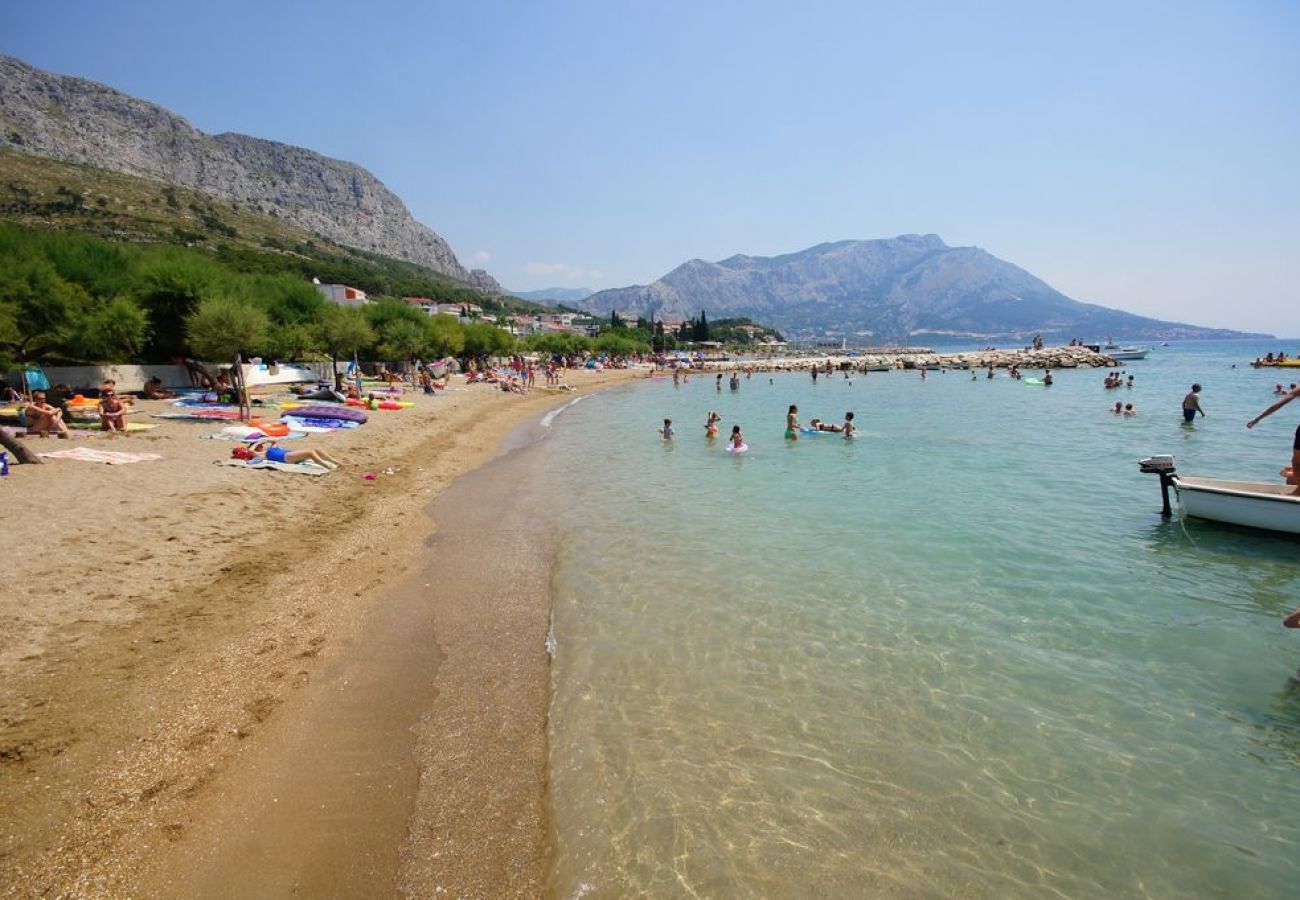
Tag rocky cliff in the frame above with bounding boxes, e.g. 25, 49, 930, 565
0, 54, 491, 288
581, 235, 1259, 342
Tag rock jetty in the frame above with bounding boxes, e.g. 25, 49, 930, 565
729, 345, 1117, 372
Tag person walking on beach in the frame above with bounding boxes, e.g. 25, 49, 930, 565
786, 405, 800, 440
1183, 384, 1205, 423
1247, 384, 1300, 492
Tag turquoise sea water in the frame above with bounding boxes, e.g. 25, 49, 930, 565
537, 341, 1300, 898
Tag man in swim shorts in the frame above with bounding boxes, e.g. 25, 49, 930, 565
1183, 384, 1205, 422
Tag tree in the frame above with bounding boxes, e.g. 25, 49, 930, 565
264, 321, 320, 361
77, 296, 151, 361
610, 309, 624, 329
461, 322, 515, 362
316, 305, 374, 369
135, 251, 226, 358
693, 310, 710, 342
425, 314, 464, 359
593, 332, 642, 358
186, 295, 269, 360
0, 256, 86, 363
377, 319, 427, 364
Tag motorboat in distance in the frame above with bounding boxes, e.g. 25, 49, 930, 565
1139, 455, 1300, 535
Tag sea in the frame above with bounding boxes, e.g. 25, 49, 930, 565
528, 339, 1300, 899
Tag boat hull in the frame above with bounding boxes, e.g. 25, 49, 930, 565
1107, 349, 1150, 360
1175, 476, 1300, 534
241, 363, 319, 386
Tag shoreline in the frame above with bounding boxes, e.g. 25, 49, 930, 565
0, 370, 634, 897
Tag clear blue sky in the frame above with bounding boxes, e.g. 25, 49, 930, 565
6, 1, 1298, 333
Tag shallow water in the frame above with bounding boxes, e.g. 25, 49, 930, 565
538, 341, 1300, 898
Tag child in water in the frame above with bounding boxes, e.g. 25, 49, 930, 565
705, 411, 721, 438
730, 425, 745, 450
660, 418, 674, 439
843, 411, 855, 437
786, 404, 800, 440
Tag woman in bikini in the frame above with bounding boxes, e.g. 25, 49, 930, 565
98, 389, 128, 434
245, 440, 342, 469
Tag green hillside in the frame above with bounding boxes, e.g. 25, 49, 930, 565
0, 148, 546, 314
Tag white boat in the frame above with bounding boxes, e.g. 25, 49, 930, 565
240, 363, 320, 386
1107, 347, 1150, 360
1139, 456, 1300, 534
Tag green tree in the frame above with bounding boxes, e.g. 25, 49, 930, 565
135, 251, 226, 358
0, 256, 87, 362
316, 305, 374, 368
77, 296, 151, 361
593, 331, 641, 358
264, 321, 321, 361
461, 322, 515, 362
693, 310, 710, 342
186, 295, 269, 361
377, 319, 428, 363
425, 314, 465, 359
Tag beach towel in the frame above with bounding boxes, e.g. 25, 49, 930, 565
201, 427, 308, 442
40, 448, 163, 465
216, 457, 330, 476
281, 415, 357, 431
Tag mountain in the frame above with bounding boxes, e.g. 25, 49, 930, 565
509, 287, 594, 304
581, 235, 1261, 343
0, 54, 497, 291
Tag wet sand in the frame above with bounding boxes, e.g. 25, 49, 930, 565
0, 373, 633, 897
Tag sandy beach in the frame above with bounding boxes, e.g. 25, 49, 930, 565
0, 368, 635, 898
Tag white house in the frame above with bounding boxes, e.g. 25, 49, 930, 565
316, 284, 368, 308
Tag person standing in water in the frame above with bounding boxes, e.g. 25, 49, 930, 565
730, 425, 745, 450
1247, 384, 1300, 491
660, 418, 674, 439
705, 411, 721, 438
1183, 384, 1205, 422
843, 411, 856, 437
786, 404, 800, 440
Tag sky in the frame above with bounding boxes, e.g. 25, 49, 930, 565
5, 0, 1299, 333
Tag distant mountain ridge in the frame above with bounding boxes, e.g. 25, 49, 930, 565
509, 287, 594, 304
0, 54, 501, 294
581, 235, 1260, 343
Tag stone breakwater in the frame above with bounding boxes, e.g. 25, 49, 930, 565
726, 345, 1118, 372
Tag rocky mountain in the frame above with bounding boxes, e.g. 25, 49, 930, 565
582, 235, 1260, 343
0, 54, 488, 288
508, 287, 594, 304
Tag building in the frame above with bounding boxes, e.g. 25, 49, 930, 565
316, 284, 368, 308
403, 297, 437, 315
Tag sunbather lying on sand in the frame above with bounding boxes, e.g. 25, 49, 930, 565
238, 441, 342, 469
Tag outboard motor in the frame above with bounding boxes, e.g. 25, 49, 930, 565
1139, 455, 1177, 517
